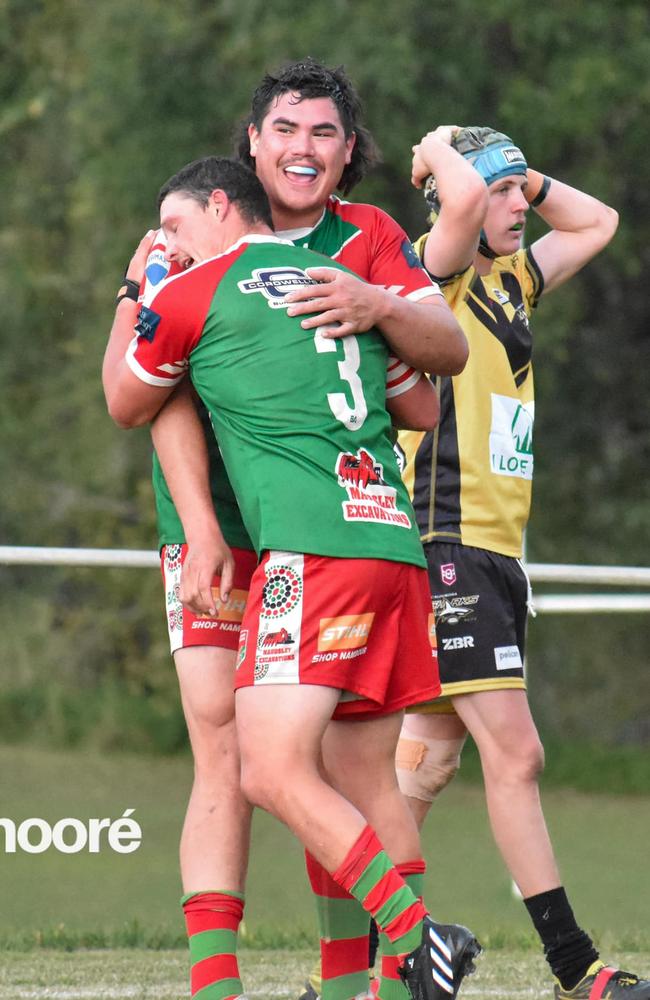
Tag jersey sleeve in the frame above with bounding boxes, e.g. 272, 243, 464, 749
385, 356, 422, 398
126, 268, 211, 388
518, 248, 545, 314
362, 206, 443, 301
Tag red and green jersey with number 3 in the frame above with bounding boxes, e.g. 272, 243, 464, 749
129, 235, 426, 568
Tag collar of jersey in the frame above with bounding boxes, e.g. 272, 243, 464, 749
190, 232, 295, 271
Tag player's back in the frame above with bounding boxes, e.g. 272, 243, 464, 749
186, 238, 424, 567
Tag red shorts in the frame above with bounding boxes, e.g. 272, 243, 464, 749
234, 551, 440, 719
161, 543, 258, 654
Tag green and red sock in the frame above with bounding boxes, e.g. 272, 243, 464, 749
182, 890, 245, 999
332, 826, 426, 963
376, 860, 426, 1000
306, 850, 371, 1000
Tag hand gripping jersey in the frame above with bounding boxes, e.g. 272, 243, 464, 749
147, 198, 440, 550
398, 239, 544, 558
130, 236, 427, 568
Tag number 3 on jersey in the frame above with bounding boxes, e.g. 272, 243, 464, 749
314, 327, 368, 431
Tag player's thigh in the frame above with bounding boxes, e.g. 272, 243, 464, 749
175, 644, 238, 749
323, 711, 404, 781
452, 687, 542, 762
401, 709, 467, 742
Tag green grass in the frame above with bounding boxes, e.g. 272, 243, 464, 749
1, 948, 650, 999
1, 745, 649, 952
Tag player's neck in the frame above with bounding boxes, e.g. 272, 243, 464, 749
271, 203, 325, 233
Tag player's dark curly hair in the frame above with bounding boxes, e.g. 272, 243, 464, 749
158, 156, 274, 230
234, 58, 380, 195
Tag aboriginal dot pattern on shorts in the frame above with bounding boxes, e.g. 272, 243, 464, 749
261, 565, 303, 619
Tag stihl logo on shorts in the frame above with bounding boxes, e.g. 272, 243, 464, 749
318, 613, 375, 651
442, 636, 474, 650
440, 563, 456, 586
197, 588, 247, 622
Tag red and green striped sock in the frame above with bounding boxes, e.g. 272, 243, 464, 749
182, 890, 245, 999
376, 860, 426, 1000
332, 826, 426, 963
306, 850, 371, 1000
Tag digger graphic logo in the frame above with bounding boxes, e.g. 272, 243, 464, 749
335, 448, 411, 528
489, 394, 534, 480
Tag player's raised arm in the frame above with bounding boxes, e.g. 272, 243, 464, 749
411, 126, 489, 280
525, 169, 618, 294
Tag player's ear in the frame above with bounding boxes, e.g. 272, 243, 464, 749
248, 123, 260, 158
344, 131, 356, 165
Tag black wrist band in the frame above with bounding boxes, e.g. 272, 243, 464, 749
530, 175, 551, 207
116, 278, 140, 305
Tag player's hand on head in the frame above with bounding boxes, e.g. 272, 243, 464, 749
179, 536, 234, 616
411, 126, 462, 188
125, 230, 157, 285
285, 266, 381, 338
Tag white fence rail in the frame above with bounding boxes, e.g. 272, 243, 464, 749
2, 546, 650, 614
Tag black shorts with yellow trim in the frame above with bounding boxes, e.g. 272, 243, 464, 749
410, 542, 528, 715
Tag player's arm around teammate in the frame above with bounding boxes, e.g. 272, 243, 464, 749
284, 262, 468, 375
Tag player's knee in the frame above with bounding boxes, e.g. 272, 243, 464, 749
493, 733, 545, 785
395, 734, 466, 802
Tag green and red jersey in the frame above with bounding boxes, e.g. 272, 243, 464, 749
129, 236, 426, 567
144, 198, 440, 551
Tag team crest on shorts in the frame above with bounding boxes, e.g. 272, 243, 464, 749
261, 564, 303, 619
440, 563, 457, 586
335, 448, 411, 528
236, 629, 248, 669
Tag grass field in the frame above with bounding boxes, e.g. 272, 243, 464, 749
2, 948, 650, 999
1, 744, 649, 996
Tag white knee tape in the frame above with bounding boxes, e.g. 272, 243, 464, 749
396, 735, 465, 802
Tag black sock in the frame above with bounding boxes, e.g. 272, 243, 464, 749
524, 887, 599, 990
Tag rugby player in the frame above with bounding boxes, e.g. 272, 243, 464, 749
104, 155, 480, 1000
395, 126, 649, 999
106, 60, 468, 1000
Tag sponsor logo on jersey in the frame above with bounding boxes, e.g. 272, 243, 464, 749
441, 636, 474, 650
494, 645, 523, 670
335, 448, 411, 529
135, 305, 162, 342
237, 266, 314, 308
489, 393, 534, 480
440, 563, 456, 587
145, 242, 171, 287
196, 587, 247, 623
400, 239, 422, 269
491, 288, 510, 305
318, 613, 375, 652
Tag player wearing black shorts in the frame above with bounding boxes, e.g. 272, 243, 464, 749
396, 126, 649, 1000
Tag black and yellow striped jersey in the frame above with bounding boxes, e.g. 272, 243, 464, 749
397, 238, 544, 558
